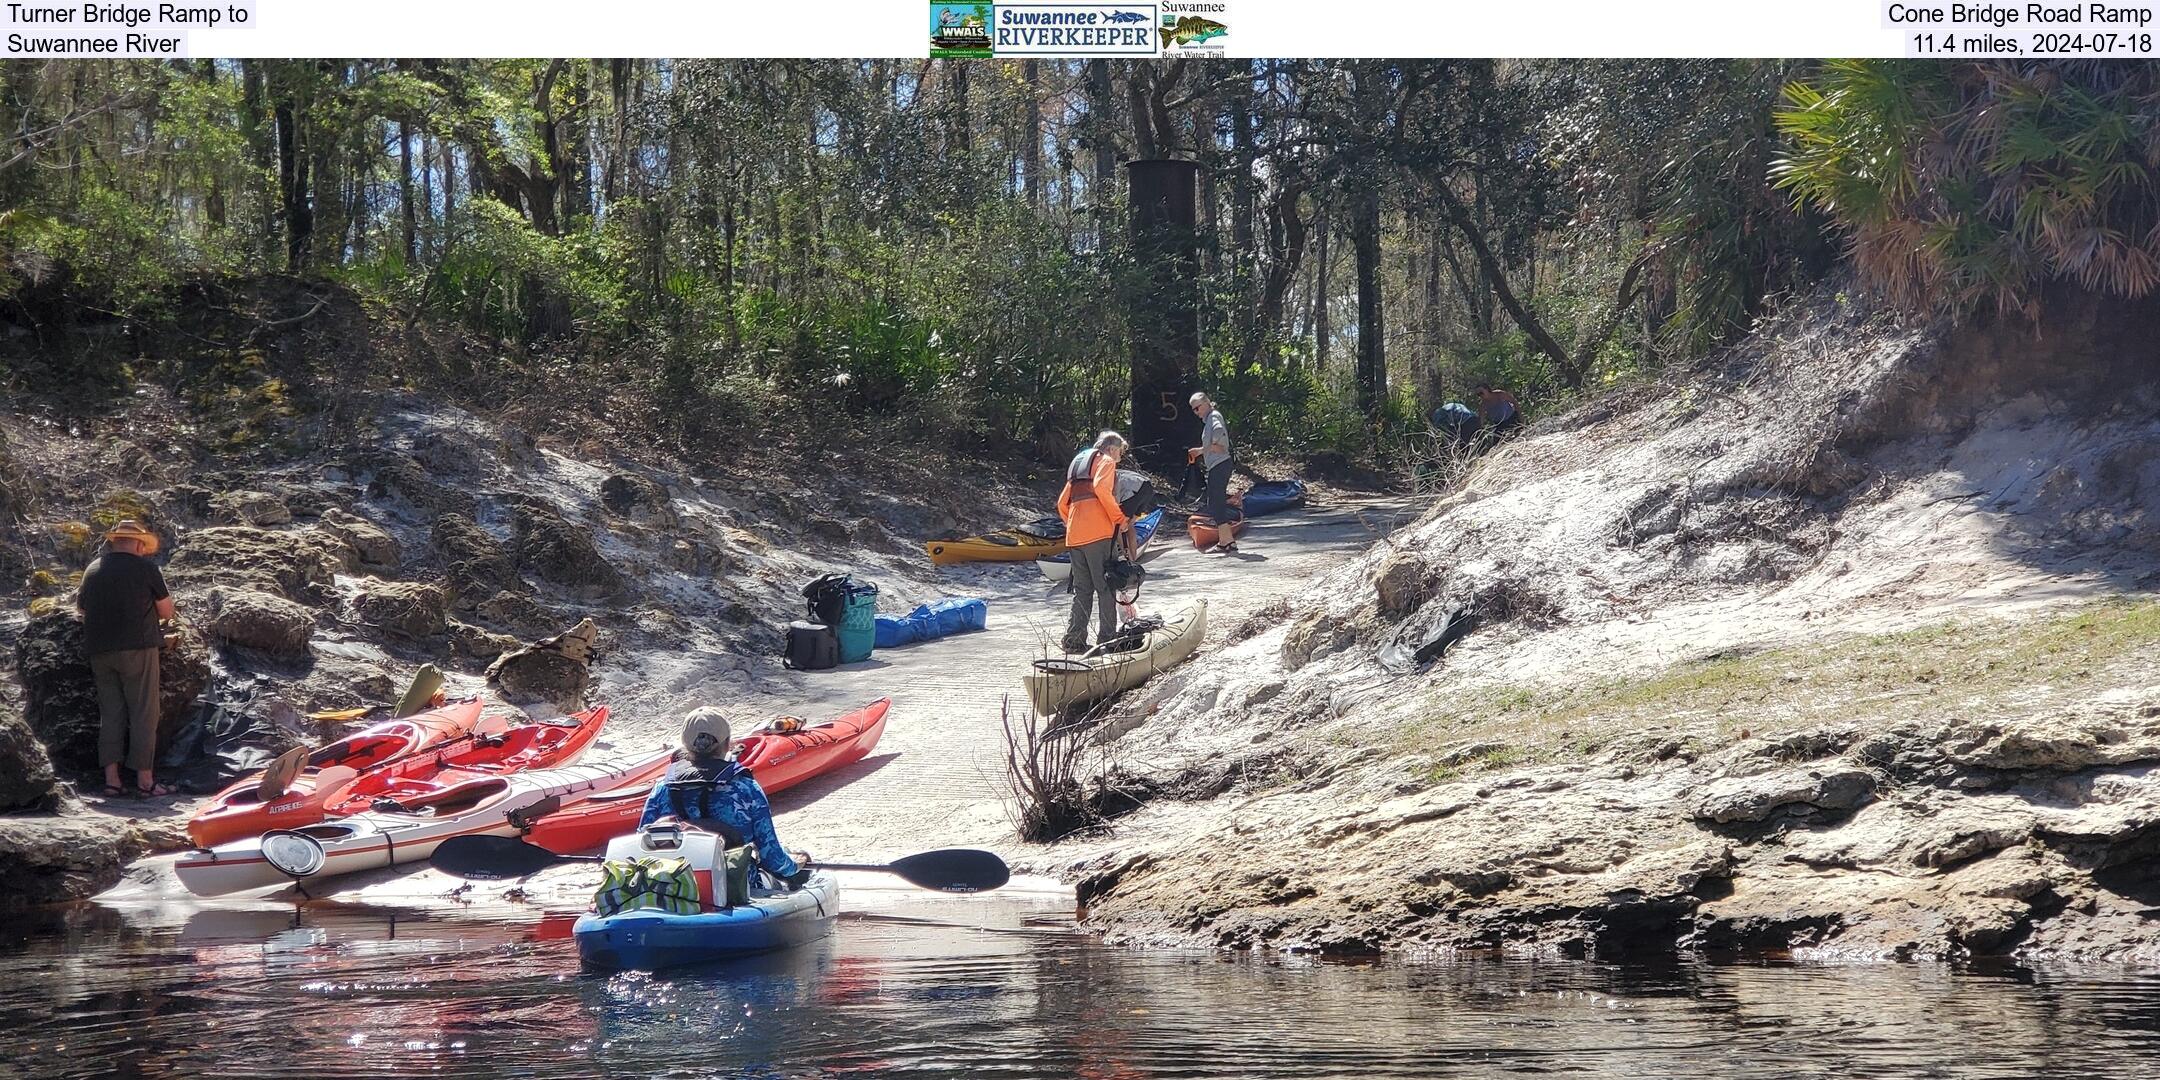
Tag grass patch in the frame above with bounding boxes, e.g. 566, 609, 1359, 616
89, 489, 156, 530
27, 567, 81, 596
1398, 598, 2160, 772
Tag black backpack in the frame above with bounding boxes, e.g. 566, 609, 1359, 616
802, 573, 851, 627
1104, 556, 1146, 594
783, 621, 839, 671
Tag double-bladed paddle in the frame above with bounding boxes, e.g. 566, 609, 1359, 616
429, 835, 1011, 893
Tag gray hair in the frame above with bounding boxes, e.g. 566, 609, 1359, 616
1093, 431, 1128, 452
1188, 391, 1210, 407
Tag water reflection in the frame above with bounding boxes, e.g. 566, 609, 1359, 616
1, 895, 2157, 1079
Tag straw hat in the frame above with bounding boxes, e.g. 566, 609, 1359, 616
680, 707, 732, 757
104, 519, 159, 556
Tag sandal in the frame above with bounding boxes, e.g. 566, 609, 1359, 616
136, 781, 175, 798
102, 784, 128, 798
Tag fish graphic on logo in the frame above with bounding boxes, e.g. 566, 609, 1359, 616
1103, 9, 1149, 22
1159, 14, 1228, 47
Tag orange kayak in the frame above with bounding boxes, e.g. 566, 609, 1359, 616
319, 705, 610, 817
1188, 514, 1247, 551
184, 699, 484, 848
522, 698, 891, 855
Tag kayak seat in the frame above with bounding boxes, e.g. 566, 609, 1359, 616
391, 777, 508, 817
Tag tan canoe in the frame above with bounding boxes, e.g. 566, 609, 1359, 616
1023, 600, 1207, 715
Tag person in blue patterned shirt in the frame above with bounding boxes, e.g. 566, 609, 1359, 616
637, 707, 811, 888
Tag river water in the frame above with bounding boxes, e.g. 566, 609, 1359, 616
4, 883, 2159, 1079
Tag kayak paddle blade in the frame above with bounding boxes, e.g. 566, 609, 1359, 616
430, 835, 572, 880
819, 848, 1011, 893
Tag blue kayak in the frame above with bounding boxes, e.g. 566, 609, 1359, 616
574, 873, 839, 970
1239, 480, 1307, 519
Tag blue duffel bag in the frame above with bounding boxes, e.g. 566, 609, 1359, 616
875, 597, 988, 648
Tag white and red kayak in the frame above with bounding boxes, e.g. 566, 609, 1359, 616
319, 705, 612, 817
175, 747, 673, 896
185, 699, 487, 849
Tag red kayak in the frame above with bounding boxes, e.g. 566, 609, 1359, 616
186, 699, 485, 848
522, 697, 892, 854
319, 705, 610, 817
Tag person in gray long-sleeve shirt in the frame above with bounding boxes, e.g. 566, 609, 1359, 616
1188, 391, 1238, 553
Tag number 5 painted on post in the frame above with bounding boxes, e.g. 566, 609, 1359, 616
1160, 391, 1178, 421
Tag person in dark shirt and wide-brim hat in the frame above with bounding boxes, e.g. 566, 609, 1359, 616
74, 520, 177, 797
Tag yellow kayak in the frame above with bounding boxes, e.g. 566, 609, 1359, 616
925, 517, 1069, 566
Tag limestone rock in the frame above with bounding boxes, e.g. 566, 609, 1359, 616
0, 814, 140, 907
350, 581, 448, 641
0, 700, 58, 812
366, 455, 477, 517
317, 508, 401, 569
474, 590, 563, 637
124, 815, 194, 855
599, 473, 677, 527
14, 610, 210, 770
1943, 716, 2160, 772
486, 618, 599, 709
1373, 550, 1433, 617
447, 620, 521, 667
432, 513, 519, 608
164, 526, 340, 603
201, 588, 317, 658
1693, 766, 1876, 824
665, 538, 726, 574
411, 431, 486, 476
509, 499, 623, 598
212, 490, 293, 526
306, 527, 362, 573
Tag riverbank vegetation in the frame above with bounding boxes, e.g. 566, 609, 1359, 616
8, 60, 2150, 466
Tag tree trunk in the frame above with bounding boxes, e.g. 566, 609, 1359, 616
564, 62, 593, 226
1231, 60, 1256, 275
1423, 216, 1444, 387
236, 61, 276, 258
1125, 67, 1158, 160
1312, 209, 1330, 370
1432, 179, 1583, 389
1352, 186, 1385, 418
1021, 60, 1042, 208
437, 137, 457, 245
417, 132, 435, 260
398, 120, 416, 264
274, 88, 311, 271
948, 61, 970, 154
722, 181, 740, 353
1086, 59, 1116, 252
1240, 185, 1308, 370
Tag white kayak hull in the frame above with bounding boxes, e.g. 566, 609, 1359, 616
176, 748, 671, 896
1037, 509, 1164, 582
